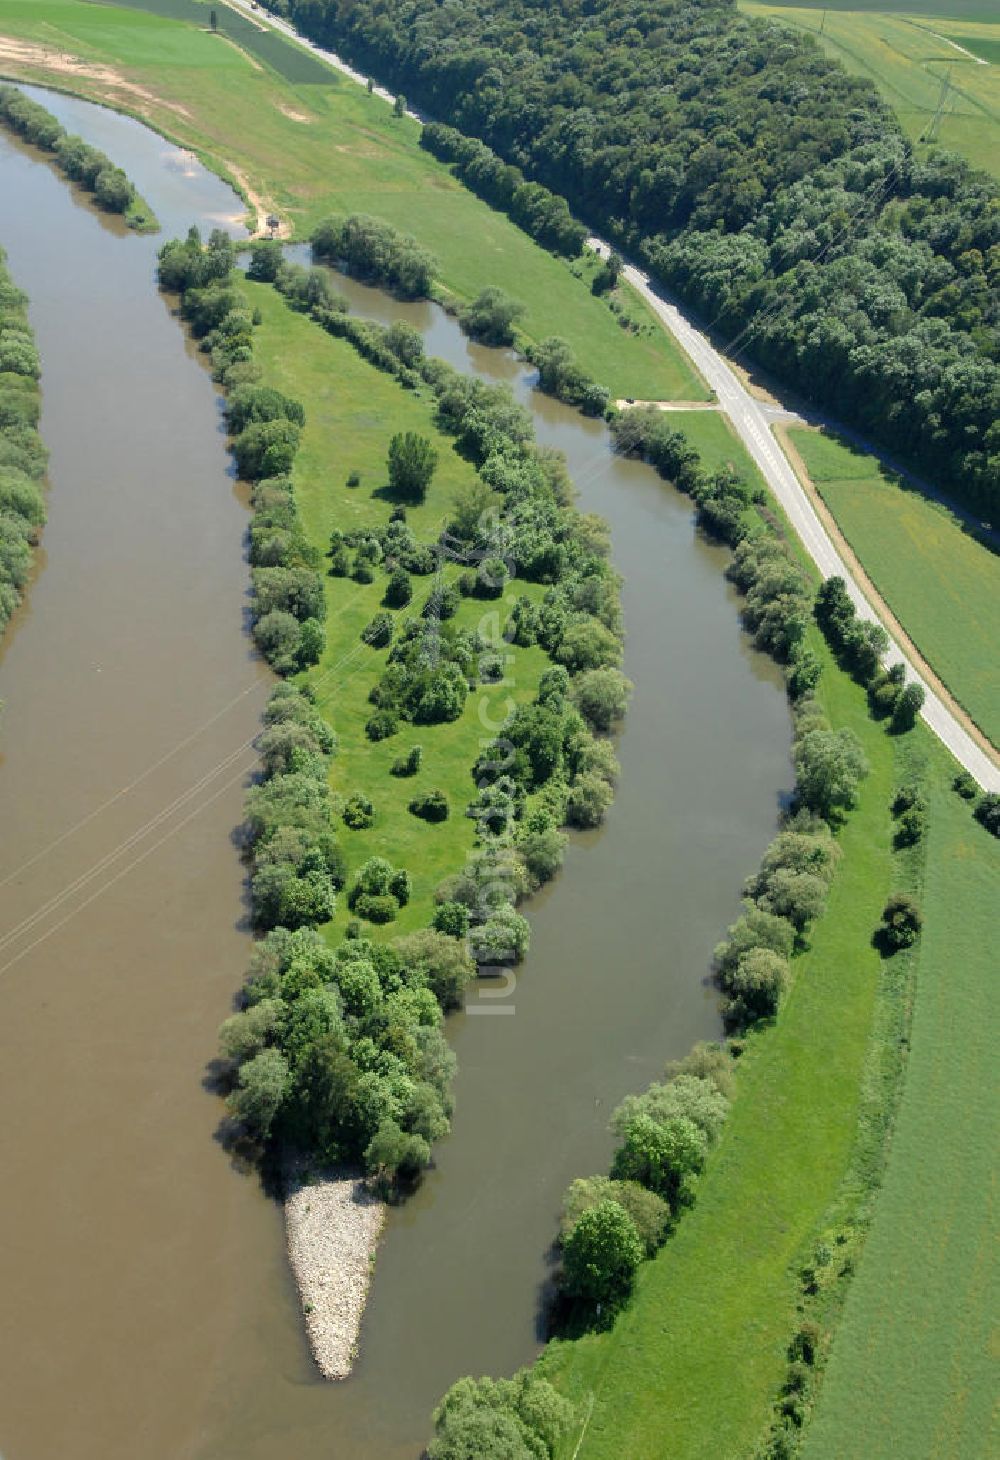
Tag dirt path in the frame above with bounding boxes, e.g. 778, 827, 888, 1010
776, 423, 1000, 766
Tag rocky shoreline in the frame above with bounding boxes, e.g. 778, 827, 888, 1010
285, 1171, 386, 1380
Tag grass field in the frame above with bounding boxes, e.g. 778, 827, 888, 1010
741, 2, 1000, 176
0, 0, 706, 401
539, 629, 904, 1459
245, 282, 553, 939
803, 753, 999, 1460
790, 426, 1000, 750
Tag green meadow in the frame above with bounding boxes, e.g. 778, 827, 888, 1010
0, 0, 706, 401
245, 282, 552, 939
790, 426, 1000, 750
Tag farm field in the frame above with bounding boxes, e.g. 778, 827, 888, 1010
0, 0, 706, 401
790, 426, 1000, 751
803, 753, 999, 1460
541, 632, 903, 1459
741, 1, 1000, 176
244, 281, 554, 939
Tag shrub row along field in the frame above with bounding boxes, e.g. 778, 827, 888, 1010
269, 0, 999, 521
0, 0, 703, 403
790, 425, 1000, 750
741, 2, 1000, 179
0, 244, 45, 647
0, 82, 156, 230
158, 226, 634, 1192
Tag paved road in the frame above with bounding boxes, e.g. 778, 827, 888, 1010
590, 241, 1000, 792
233, 0, 999, 791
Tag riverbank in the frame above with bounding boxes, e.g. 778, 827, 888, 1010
0, 243, 46, 652
285, 1171, 385, 1380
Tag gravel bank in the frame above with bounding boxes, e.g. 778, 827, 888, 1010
285, 1171, 386, 1379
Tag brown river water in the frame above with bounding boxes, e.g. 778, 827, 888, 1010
0, 89, 791, 1460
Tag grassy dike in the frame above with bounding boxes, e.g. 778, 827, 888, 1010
539, 627, 900, 1459
244, 280, 553, 936
0, 0, 705, 402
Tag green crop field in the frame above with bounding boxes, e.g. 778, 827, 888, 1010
0, 0, 706, 402
541, 633, 905, 1459
790, 427, 1000, 751
741, 2, 1000, 176
244, 282, 554, 938
804, 757, 999, 1460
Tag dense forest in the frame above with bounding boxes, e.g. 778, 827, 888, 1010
266, 0, 999, 517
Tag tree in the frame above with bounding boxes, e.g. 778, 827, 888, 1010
384, 566, 413, 608
565, 772, 614, 828
560, 1176, 670, 1256
572, 667, 632, 730
723, 946, 789, 1025
388, 431, 437, 501
561, 1199, 643, 1313
891, 681, 925, 733
459, 287, 526, 346
611, 1114, 706, 1205
210, 9, 218, 31
227, 1048, 289, 1140
794, 728, 869, 820
393, 928, 476, 1009
393, 93, 406, 118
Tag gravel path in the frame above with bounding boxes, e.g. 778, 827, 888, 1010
285, 1171, 386, 1380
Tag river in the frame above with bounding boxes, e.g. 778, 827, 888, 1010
0, 89, 791, 1460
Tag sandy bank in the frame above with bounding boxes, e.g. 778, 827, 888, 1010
285, 1171, 386, 1379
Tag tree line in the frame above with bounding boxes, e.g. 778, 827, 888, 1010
264, 0, 999, 519
0, 85, 157, 231
0, 246, 46, 649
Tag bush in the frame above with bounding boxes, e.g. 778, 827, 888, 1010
433, 900, 470, 938
384, 565, 413, 608
342, 793, 375, 830
566, 773, 614, 828
572, 667, 632, 731
429, 1372, 574, 1460
894, 805, 927, 848
611, 1074, 730, 1145
723, 947, 789, 1025
353, 892, 398, 924
953, 770, 978, 800
409, 789, 450, 822
365, 709, 399, 741
611, 1114, 707, 1206
459, 286, 526, 346
362, 611, 393, 648
562, 1199, 643, 1314
388, 431, 437, 501
974, 792, 1000, 838
392, 928, 476, 1009
560, 1176, 671, 1256
391, 744, 423, 776
794, 728, 869, 821
891, 681, 925, 733
470, 906, 531, 966
876, 893, 923, 952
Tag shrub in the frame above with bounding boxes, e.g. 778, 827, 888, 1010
560, 1176, 671, 1256
611, 1074, 730, 1145
392, 929, 476, 1009
388, 431, 437, 501
389, 869, 412, 905
433, 900, 470, 938
391, 744, 423, 777
353, 557, 376, 584
723, 947, 790, 1025
974, 792, 1000, 838
362, 611, 393, 648
518, 827, 567, 888
353, 892, 398, 924
794, 728, 869, 821
470, 906, 531, 966
459, 286, 526, 346
953, 770, 978, 800
566, 772, 614, 828
384, 565, 413, 608
226, 1048, 290, 1140
429, 1372, 574, 1460
364, 1118, 431, 1190
562, 1199, 643, 1314
894, 805, 927, 848
891, 681, 925, 733
876, 893, 923, 952
715, 904, 796, 980
611, 1114, 706, 1206
365, 709, 399, 741
342, 793, 375, 830
409, 789, 450, 822
572, 667, 632, 730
